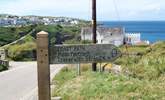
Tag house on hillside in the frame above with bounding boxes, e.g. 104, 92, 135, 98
81, 27, 125, 46
124, 33, 141, 45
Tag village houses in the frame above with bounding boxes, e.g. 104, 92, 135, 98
81, 27, 148, 46
81, 27, 125, 46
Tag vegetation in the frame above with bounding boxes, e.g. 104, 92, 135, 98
4, 34, 36, 61
0, 23, 85, 46
0, 21, 88, 61
32, 24, 82, 45
116, 41, 165, 80
52, 41, 165, 100
0, 25, 35, 46
0, 20, 88, 46
0, 64, 8, 72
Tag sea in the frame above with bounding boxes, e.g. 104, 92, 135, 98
100, 21, 165, 43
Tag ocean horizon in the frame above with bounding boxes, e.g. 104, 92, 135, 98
100, 21, 165, 43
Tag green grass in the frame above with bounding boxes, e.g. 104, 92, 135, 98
52, 65, 165, 100
116, 41, 165, 80
4, 35, 36, 61
52, 41, 165, 100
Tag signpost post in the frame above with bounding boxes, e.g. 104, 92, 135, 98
36, 31, 121, 100
37, 31, 50, 100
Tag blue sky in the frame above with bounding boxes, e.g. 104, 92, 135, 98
0, 0, 165, 21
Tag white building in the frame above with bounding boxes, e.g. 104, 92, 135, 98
144, 40, 150, 45
125, 33, 141, 45
70, 20, 78, 25
43, 18, 50, 22
81, 27, 125, 46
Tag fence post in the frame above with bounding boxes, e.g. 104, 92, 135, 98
37, 31, 51, 100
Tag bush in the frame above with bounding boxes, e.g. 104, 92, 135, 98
0, 64, 8, 72
7, 42, 36, 61
0, 25, 34, 46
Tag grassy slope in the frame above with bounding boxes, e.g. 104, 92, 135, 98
0, 23, 87, 61
52, 42, 165, 100
5, 34, 36, 61
0, 25, 34, 46
0, 24, 82, 46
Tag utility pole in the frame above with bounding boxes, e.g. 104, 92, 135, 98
92, 0, 97, 71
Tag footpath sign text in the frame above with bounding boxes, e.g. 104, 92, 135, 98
50, 44, 121, 64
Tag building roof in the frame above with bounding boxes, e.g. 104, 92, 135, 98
81, 27, 124, 36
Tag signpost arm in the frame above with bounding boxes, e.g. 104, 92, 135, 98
37, 31, 51, 100
92, 0, 97, 71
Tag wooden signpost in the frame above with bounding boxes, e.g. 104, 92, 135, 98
37, 31, 121, 100
37, 31, 50, 100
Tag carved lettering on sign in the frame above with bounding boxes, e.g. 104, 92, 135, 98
50, 44, 121, 64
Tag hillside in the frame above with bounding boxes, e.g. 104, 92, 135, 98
0, 23, 88, 61
0, 25, 35, 46
52, 42, 165, 100
115, 41, 165, 80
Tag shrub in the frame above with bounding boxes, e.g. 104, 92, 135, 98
7, 42, 36, 61
0, 64, 8, 72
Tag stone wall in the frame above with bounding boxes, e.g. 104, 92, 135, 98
0, 49, 6, 60
0, 49, 9, 67
0, 60, 9, 67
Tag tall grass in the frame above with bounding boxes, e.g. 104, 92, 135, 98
52, 65, 165, 100
52, 42, 165, 100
